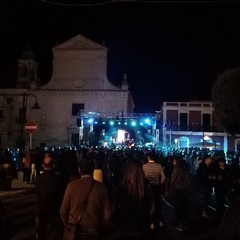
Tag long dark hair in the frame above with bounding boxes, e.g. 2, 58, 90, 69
171, 156, 191, 190
122, 158, 146, 200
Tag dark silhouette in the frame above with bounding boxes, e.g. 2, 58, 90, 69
35, 156, 65, 240
111, 158, 155, 240
60, 155, 112, 240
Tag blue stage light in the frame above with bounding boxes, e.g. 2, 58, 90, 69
88, 118, 94, 123
131, 121, 137, 127
144, 118, 150, 124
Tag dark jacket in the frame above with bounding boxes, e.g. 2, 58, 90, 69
35, 170, 64, 217
197, 162, 214, 187
111, 179, 154, 237
216, 198, 240, 240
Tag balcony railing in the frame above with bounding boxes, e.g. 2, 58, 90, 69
164, 125, 224, 132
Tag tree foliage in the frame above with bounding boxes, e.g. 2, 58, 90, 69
212, 67, 240, 135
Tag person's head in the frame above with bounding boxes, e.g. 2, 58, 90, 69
78, 155, 95, 176
147, 151, 156, 161
203, 155, 213, 166
122, 158, 145, 200
173, 157, 181, 167
231, 157, 239, 166
173, 156, 187, 168
43, 156, 54, 170
218, 157, 226, 168
44, 151, 52, 158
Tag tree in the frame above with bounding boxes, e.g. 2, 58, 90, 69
212, 67, 240, 135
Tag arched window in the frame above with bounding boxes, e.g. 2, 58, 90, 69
22, 65, 28, 77
178, 136, 189, 148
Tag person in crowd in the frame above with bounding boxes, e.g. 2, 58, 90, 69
143, 151, 165, 229
196, 155, 215, 219
22, 151, 31, 183
60, 155, 112, 240
1, 149, 14, 178
193, 156, 203, 174
215, 196, 240, 240
30, 150, 37, 184
214, 158, 230, 220
39, 152, 50, 175
63, 150, 81, 184
35, 156, 65, 240
0, 199, 17, 240
93, 158, 103, 183
64, 149, 81, 183
228, 157, 240, 201
87, 148, 103, 183
168, 156, 192, 231
111, 158, 155, 240
163, 156, 174, 196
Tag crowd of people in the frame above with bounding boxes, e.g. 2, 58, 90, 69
1, 144, 240, 240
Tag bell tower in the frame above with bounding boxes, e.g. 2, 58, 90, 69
17, 45, 38, 89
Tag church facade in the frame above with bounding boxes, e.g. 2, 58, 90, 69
0, 35, 134, 149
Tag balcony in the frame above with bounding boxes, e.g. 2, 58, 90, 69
164, 125, 224, 132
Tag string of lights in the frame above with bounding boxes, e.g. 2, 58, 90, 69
39, 0, 115, 7
39, 0, 140, 7
78, 111, 160, 120
39, 0, 225, 7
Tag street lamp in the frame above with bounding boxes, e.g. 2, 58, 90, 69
18, 92, 41, 151
174, 138, 178, 148
19, 93, 40, 123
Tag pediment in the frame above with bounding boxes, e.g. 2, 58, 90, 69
52, 34, 107, 51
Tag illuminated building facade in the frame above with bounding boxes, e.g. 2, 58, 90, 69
161, 101, 240, 152
0, 35, 134, 149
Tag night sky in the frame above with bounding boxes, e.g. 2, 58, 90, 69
1, 0, 240, 113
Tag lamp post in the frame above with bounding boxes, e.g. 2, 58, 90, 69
18, 92, 41, 151
0, 92, 41, 148
174, 138, 178, 148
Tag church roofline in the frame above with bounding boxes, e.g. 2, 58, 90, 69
52, 34, 107, 51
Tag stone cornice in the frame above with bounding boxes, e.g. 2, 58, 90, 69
35, 89, 129, 97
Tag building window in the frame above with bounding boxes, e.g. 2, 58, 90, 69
166, 103, 178, 106
189, 103, 201, 107
203, 114, 211, 131
72, 103, 84, 116
180, 103, 187, 106
0, 109, 4, 119
22, 65, 28, 77
71, 133, 79, 147
180, 113, 188, 131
